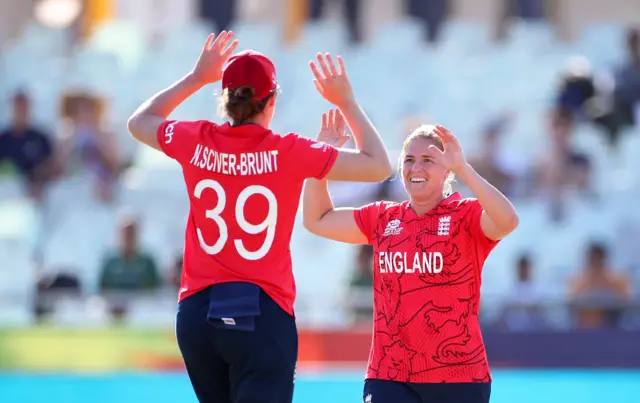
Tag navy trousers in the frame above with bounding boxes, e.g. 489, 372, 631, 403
176, 285, 298, 403
364, 379, 491, 403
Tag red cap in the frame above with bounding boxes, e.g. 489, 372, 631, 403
221, 50, 278, 101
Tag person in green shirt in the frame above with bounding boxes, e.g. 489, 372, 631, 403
99, 214, 160, 291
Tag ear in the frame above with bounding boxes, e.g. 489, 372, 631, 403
267, 93, 277, 107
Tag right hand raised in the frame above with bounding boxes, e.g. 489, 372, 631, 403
191, 31, 239, 85
310, 53, 354, 107
317, 108, 350, 148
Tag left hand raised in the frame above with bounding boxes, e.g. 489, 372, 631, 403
316, 108, 351, 148
191, 31, 239, 85
427, 125, 468, 174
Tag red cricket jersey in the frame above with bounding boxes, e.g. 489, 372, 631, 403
354, 193, 498, 383
157, 120, 337, 315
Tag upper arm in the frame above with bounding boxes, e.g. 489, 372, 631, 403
135, 119, 205, 164
309, 208, 368, 244
480, 210, 514, 241
324, 149, 392, 182
283, 134, 338, 180
283, 134, 391, 182
311, 201, 384, 244
127, 114, 165, 151
465, 200, 500, 252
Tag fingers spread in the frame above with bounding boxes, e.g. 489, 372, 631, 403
312, 79, 323, 94
328, 108, 336, 127
337, 55, 346, 75
325, 53, 338, 76
204, 33, 216, 51
335, 110, 346, 134
316, 53, 332, 78
310, 62, 325, 81
212, 31, 228, 50
222, 39, 240, 58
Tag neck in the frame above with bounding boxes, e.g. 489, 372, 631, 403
11, 122, 28, 132
409, 193, 446, 216
237, 115, 269, 129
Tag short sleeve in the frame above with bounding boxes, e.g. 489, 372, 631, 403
353, 201, 388, 244
464, 199, 499, 255
285, 134, 338, 180
157, 120, 208, 164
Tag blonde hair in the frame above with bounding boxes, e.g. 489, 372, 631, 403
399, 124, 456, 197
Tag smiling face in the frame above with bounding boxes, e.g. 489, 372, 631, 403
400, 127, 453, 200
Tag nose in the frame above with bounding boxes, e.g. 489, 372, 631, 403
408, 160, 426, 173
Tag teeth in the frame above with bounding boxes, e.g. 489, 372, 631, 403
410, 178, 427, 183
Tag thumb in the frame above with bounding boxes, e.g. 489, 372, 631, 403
336, 135, 351, 147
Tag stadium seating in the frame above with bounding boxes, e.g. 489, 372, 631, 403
0, 18, 638, 326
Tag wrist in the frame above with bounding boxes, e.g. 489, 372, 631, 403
453, 162, 474, 180
186, 72, 211, 88
335, 96, 357, 111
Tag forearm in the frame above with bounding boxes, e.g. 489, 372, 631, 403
456, 163, 518, 229
302, 179, 335, 229
338, 98, 391, 173
130, 73, 204, 120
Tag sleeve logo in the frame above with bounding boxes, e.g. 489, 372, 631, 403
164, 121, 176, 144
382, 219, 402, 236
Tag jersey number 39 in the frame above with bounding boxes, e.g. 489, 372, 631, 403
194, 179, 277, 260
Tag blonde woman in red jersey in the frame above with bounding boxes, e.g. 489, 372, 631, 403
127, 31, 392, 403
303, 124, 519, 403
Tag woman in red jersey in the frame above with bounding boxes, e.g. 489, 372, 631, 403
303, 124, 519, 403
127, 31, 392, 403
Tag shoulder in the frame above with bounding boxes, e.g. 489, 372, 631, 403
441, 196, 482, 216
163, 120, 217, 136
101, 251, 120, 265
359, 200, 405, 222
276, 132, 306, 149
29, 126, 52, 138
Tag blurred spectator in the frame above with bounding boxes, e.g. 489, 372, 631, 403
347, 245, 374, 324
0, 91, 56, 200
33, 271, 82, 322
467, 114, 516, 197
535, 109, 595, 220
309, 0, 362, 44
495, 0, 556, 42
170, 253, 183, 290
200, 0, 235, 32
569, 242, 632, 329
498, 254, 549, 331
612, 27, 640, 129
57, 93, 122, 202
98, 214, 160, 293
406, 0, 448, 44
554, 57, 620, 149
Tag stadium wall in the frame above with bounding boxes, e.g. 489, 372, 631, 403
0, 328, 638, 371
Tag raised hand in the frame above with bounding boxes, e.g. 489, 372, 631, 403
310, 53, 354, 108
316, 108, 350, 148
192, 31, 239, 85
426, 125, 468, 174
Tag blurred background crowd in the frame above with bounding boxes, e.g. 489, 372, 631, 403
1, 0, 640, 361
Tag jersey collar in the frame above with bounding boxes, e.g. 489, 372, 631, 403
218, 122, 271, 138
404, 192, 461, 218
